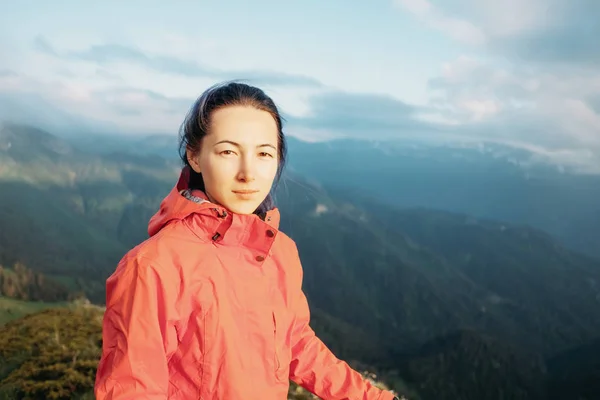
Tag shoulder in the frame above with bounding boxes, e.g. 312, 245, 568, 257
273, 229, 301, 260
272, 230, 304, 280
109, 244, 179, 293
142, 216, 217, 259
110, 220, 211, 286
274, 229, 298, 251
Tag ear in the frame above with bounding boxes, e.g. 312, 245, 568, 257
186, 146, 202, 173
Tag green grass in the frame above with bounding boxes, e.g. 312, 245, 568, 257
0, 303, 104, 399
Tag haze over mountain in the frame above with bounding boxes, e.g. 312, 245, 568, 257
63, 129, 600, 260
1, 122, 600, 399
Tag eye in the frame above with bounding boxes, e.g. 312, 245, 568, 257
259, 152, 274, 158
220, 150, 236, 156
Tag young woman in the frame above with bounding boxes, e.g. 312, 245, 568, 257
94, 81, 398, 400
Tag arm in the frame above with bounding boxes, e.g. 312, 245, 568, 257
288, 252, 396, 400
94, 254, 179, 400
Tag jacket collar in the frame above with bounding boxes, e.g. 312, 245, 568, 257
148, 167, 281, 253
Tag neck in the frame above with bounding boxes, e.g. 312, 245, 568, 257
203, 189, 220, 207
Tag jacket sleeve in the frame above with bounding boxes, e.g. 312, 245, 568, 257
94, 253, 179, 400
287, 251, 396, 400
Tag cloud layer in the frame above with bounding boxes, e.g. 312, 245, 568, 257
1, 1, 599, 173
34, 36, 324, 88
391, 0, 600, 172
394, 0, 600, 65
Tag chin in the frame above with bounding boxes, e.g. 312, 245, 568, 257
225, 201, 263, 215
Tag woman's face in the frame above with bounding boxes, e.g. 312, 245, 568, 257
187, 105, 280, 215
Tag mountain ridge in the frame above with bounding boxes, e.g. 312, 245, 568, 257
2, 123, 600, 399
31, 121, 600, 259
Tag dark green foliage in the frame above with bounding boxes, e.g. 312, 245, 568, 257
308, 307, 390, 365
0, 182, 127, 276
546, 337, 600, 400
395, 329, 547, 400
0, 304, 104, 399
278, 183, 600, 360
350, 199, 600, 355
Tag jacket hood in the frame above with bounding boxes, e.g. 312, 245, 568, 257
148, 166, 281, 237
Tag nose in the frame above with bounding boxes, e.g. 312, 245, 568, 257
236, 155, 255, 182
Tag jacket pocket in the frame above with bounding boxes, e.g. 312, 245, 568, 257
272, 309, 291, 382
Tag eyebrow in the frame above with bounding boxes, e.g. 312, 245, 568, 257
214, 140, 277, 150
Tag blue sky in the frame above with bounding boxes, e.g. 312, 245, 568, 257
1, 0, 599, 172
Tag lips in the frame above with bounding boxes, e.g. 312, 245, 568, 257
233, 190, 259, 194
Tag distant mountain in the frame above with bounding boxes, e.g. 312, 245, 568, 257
65, 131, 180, 161
278, 180, 600, 358
327, 191, 600, 355
0, 92, 125, 137
71, 131, 600, 259
2, 123, 600, 399
284, 137, 600, 260
0, 263, 71, 302
0, 123, 180, 301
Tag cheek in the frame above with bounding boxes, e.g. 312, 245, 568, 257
259, 160, 279, 179
200, 157, 234, 185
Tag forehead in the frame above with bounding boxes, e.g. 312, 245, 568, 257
208, 105, 278, 144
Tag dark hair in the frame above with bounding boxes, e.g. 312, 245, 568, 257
178, 81, 287, 215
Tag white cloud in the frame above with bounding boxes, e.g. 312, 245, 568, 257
457, 0, 557, 37
0, 71, 20, 91
458, 99, 501, 121
560, 99, 600, 146
394, 0, 599, 65
393, 0, 486, 45
0, 34, 331, 135
0, 60, 323, 137
424, 54, 600, 172
127, 31, 222, 68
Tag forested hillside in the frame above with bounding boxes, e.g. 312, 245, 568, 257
1, 123, 600, 399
